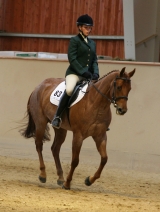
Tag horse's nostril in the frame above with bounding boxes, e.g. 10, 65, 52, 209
118, 108, 123, 113
117, 107, 126, 115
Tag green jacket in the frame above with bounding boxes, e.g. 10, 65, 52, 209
65, 33, 99, 77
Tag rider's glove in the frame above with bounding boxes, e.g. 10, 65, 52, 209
82, 71, 92, 79
92, 73, 99, 80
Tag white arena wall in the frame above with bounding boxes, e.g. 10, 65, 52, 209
0, 57, 160, 173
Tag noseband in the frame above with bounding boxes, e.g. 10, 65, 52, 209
92, 76, 131, 109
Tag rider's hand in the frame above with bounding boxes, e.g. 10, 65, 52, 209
82, 71, 92, 79
92, 73, 99, 80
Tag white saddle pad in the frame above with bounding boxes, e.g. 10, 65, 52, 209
50, 81, 88, 107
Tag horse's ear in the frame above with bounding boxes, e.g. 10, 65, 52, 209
128, 69, 136, 78
120, 67, 126, 77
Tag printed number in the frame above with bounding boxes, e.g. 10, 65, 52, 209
54, 90, 63, 97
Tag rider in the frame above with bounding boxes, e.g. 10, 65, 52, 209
51, 14, 99, 129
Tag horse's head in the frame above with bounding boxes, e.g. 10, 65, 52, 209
111, 67, 135, 115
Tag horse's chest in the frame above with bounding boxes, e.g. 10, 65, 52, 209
96, 110, 111, 123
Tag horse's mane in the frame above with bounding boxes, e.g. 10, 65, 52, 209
98, 70, 119, 81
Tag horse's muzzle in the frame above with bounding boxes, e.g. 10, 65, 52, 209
116, 106, 127, 115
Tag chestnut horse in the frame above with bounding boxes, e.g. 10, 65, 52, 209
20, 67, 135, 190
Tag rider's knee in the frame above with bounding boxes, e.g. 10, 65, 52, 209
66, 89, 72, 96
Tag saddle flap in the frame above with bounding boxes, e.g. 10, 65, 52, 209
68, 81, 88, 107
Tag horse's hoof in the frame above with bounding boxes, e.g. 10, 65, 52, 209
85, 176, 92, 186
39, 176, 46, 183
62, 184, 70, 190
57, 179, 65, 186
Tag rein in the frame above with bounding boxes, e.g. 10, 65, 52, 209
91, 76, 131, 109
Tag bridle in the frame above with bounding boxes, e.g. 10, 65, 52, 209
92, 76, 131, 109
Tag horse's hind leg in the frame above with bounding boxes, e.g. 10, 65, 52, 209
51, 128, 67, 186
35, 125, 48, 183
85, 134, 108, 186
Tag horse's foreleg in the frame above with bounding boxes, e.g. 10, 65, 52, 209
35, 128, 47, 183
85, 135, 108, 186
51, 128, 67, 186
63, 137, 83, 190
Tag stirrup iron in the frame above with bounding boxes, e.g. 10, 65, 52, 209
52, 116, 62, 129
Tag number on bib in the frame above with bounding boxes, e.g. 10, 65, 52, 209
54, 90, 63, 97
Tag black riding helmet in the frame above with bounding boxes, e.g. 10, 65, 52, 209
76, 14, 93, 26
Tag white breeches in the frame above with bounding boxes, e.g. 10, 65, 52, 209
65, 74, 83, 96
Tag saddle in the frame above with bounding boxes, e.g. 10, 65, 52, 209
68, 80, 88, 107
50, 80, 89, 107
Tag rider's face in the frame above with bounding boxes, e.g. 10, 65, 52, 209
79, 25, 92, 36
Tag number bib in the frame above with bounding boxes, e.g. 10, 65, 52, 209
50, 81, 65, 105
50, 80, 88, 107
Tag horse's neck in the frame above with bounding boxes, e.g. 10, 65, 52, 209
92, 71, 117, 101
99, 72, 116, 90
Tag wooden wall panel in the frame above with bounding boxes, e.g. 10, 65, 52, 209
0, 0, 4, 29
0, 0, 124, 58
0, 0, 5, 49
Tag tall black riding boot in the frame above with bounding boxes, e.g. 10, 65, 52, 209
51, 90, 70, 129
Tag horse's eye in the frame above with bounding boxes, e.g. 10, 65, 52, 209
117, 86, 122, 91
